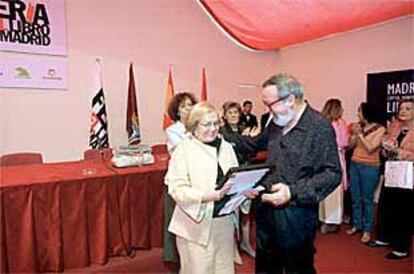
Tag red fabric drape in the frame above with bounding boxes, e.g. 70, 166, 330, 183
199, 0, 414, 50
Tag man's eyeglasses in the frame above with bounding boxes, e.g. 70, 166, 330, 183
263, 95, 290, 109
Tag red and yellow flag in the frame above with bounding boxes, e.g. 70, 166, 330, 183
201, 67, 207, 101
162, 68, 175, 130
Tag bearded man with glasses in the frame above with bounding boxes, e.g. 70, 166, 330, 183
241, 73, 342, 274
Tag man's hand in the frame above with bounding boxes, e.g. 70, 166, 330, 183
261, 183, 291, 207
241, 126, 261, 137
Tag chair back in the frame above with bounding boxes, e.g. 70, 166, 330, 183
84, 149, 101, 160
84, 148, 113, 161
0, 152, 43, 167
151, 144, 168, 154
102, 148, 113, 161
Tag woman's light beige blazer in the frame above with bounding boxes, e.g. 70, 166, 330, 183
166, 136, 239, 246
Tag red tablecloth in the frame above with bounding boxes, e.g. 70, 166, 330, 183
0, 156, 168, 273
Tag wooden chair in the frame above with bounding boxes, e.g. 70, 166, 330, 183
151, 144, 168, 154
84, 148, 113, 161
0, 152, 43, 167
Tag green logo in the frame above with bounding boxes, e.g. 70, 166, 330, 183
15, 67, 31, 79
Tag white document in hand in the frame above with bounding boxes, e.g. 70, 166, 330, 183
219, 185, 265, 216
226, 169, 270, 195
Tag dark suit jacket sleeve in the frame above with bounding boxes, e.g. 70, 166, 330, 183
260, 113, 268, 129
231, 127, 269, 156
252, 115, 258, 127
289, 125, 342, 206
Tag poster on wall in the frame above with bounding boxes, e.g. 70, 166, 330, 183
367, 69, 414, 124
0, 55, 67, 89
0, 0, 66, 56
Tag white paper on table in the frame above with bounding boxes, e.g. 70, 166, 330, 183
218, 185, 265, 216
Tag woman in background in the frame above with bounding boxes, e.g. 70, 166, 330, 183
319, 99, 349, 233
347, 102, 385, 243
166, 92, 198, 153
163, 92, 197, 263
368, 99, 414, 260
220, 101, 256, 263
167, 102, 239, 274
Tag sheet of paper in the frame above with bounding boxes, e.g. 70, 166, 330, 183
226, 169, 269, 195
218, 185, 265, 215
385, 161, 413, 189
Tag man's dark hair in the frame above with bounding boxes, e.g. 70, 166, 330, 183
243, 100, 252, 107
262, 73, 304, 99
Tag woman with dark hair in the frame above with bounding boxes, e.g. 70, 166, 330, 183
346, 102, 385, 243
220, 101, 250, 164
163, 92, 197, 263
367, 99, 414, 260
166, 92, 198, 153
220, 101, 256, 264
319, 99, 349, 233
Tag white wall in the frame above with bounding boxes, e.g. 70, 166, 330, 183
0, 0, 277, 162
1, 3, 412, 163
271, 15, 414, 123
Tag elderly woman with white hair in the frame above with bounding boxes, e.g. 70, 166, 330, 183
166, 102, 239, 274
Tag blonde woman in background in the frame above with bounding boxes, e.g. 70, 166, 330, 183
166, 102, 239, 274
319, 99, 349, 233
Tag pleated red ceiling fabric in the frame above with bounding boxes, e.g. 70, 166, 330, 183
199, 0, 414, 50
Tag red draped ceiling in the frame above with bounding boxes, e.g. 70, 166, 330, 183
199, 0, 414, 50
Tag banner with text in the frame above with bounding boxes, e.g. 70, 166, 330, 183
0, 0, 66, 55
0, 55, 67, 89
367, 69, 414, 124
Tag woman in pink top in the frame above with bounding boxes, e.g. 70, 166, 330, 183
319, 99, 349, 233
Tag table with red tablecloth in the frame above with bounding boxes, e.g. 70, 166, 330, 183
0, 156, 168, 273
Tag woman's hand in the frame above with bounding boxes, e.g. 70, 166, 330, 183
202, 182, 233, 202
381, 139, 398, 153
241, 127, 252, 136
353, 123, 363, 134
242, 189, 260, 199
249, 126, 261, 137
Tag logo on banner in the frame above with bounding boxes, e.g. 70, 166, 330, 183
15, 66, 31, 79
367, 69, 414, 123
0, 0, 51, 46
42, 68, 62, 81
386, 82, 414, 113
